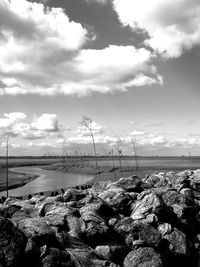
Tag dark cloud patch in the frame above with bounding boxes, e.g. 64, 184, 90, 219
189, 133, 200, 137
37, 0, 145, 50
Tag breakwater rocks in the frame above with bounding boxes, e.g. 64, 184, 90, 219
0, 170, 200, 267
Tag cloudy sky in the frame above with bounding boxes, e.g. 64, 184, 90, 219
1, 0, 200, 156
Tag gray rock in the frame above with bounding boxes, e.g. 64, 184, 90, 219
95, 245, 130, 265
164, 228, 191, 256
114, 218, 161, 248
123, 247, 163, 267
107, 176, 142, 193
131, 192, 163, 220
158, 223, 173, 237
161, 190, 186, 206
17, 218, 56, 246
12, 205, 39, 223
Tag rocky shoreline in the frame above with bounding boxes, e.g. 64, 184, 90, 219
0, 169, 200, 266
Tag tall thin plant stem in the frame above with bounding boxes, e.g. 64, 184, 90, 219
80, 117, 100, 179
117, 139, 122, 173
131, 137, 140, 176
6, 135, 9, 198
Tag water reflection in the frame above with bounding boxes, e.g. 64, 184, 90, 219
0, 167, 94, 197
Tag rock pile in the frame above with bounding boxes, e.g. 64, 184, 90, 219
0, 170, 200, 266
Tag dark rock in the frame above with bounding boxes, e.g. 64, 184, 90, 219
0, 217, 27, 267
40, 247, 72, 267
24, 238, 40, 267
161, 190, 186, 206
0, 204, 21, 218
109, 191, 136, 216
164, 228, 191, 256
123, 247, 163, 267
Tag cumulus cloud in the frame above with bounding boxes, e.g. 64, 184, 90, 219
0, 112, 62, 139
69, 120, 107, 143
31, 114, 60, 132
0, 112, 26, 129
0, 0, 162, 96
113, 0, 200, 57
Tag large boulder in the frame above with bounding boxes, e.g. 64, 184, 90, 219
131, 192, 163, 220
107, 176, 142, 193
114, 218, 161, 249
12, 205, 39, 223
43, 205, 78, 231
123, 247, 163, 267
100, 191, 136, 216
79, 202, 119, 246
0, 217, 27, 267
0, 204, 21, 218
164, 228, 191, 257
161, 190, 186, 206
17, 218, 56, 246
143, 173, 168, 188
35, 199, 74, 217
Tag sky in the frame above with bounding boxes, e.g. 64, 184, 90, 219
0, 0, 200, 156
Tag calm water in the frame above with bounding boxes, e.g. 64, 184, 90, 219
0, 167, 94, 197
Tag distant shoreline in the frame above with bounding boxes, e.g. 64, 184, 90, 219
0, 160, 200, 197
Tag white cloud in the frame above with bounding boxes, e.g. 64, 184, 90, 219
0, 0, 162, 96
31, 114, 60, 132
113, 0, 200, 58
0, 112, 26, 129
0, 112, 62, 140
68, 120, 119, 146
